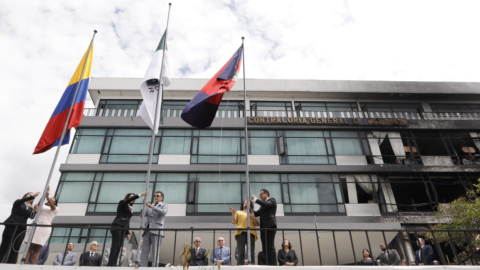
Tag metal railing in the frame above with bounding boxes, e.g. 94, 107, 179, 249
83, 108, 480, 121
1, 223, 478, 266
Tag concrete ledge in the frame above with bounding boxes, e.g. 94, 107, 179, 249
421, 156, 454, 166
66, 154, 100, 164
345, 203, 381, 217
335, 156, 368, 165
59, 163, 480, 173
3, 263, 477, 269
249, 155, 280, 165
166, 204, 186, 216
56, 203, 88, 216
158, 155, 190, 165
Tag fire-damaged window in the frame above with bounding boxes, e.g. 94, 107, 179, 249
340, 173, 478, 214
380, 174, 477, 213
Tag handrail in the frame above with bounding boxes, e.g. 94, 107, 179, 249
83, 108, 480, 120
1, 223, 478, 266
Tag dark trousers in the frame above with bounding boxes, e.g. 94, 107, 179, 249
108, 228, 126, 266
260, 226, 277, 265
0, 225, 25, 264
236, 232, 255, 265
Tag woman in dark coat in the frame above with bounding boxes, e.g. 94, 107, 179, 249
359, 248, 376, 265
0, 191, 40, 263
277, 239, 299, 266
107, 191, 147, 266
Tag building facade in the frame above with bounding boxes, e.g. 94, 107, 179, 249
52, 78, 480, 265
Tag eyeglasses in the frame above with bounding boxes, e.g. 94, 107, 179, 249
218, 240, 224, 242
195, 240, 201, 243
155, 195, 162, 197
92, 244, 98, 246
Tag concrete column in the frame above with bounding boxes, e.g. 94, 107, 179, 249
379, 176, 397, 212
401, 229, 416, 264
346, 175, 358, 203
367, 132, 384, 164
421, 102, 432, 113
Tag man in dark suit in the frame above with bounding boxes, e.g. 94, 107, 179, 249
378, 242, 401, 265
251, 188, 277, 266
415, 238, 434, 265
189, 237, 208, 266
79, 241, 102, 266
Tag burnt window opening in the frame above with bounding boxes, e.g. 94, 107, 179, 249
388, 176, 435, 212
412, 132, 449, 156
442, 131, 480, 165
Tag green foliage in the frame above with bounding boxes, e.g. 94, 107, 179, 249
428, 179, 480, 248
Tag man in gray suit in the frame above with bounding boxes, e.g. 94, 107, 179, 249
378, 242, 401, 265
53, 242, 77, 266
140, 191, 168, 267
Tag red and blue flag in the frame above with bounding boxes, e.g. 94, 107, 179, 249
181, 45, 243, 128
33, 43, 94, 154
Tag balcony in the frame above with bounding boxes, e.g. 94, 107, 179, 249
83, 108, 480, 120
3, 222, 479, 266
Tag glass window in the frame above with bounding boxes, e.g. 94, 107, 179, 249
109, 137, 151, 154
331, 131, 363, 155
360, 102, 422, 113
198, 137, 241, 155
286, 138, 327, 156
61, 172, 95, 181
97, 182, 152, 203
162, 100, 189, 110
70, 129, 106, 154
57, 182, 92, 203
102, 173, 146, 181
99, 99, 142, 110
188, 173, 243, 213
430, 103, 480, 113
295, 102, 358, 112
161, 137, 191, 154
283, 174, 344, 214
154, 182, 187, 204
157, 173, 188, 182
71, 136, 104, 154
250, 101, 292, 111
332, 138, 363, 155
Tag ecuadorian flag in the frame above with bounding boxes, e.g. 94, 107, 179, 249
33, 43, 94, 154
181, 45, 243, 129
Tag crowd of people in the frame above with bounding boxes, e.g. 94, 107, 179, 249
0, 187, 462, 266
359, 239, 435, 266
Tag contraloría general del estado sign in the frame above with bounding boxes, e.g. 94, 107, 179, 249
247, 117, 408, 126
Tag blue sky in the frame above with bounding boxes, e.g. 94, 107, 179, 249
1, 0, 480, 224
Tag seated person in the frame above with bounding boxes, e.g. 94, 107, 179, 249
189, 237, 208, 266
277, 239, 298, 266
210, 237, 230, 265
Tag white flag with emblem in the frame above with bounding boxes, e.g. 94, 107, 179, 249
138, 30, 171, 134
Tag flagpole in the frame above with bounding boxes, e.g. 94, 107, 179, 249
241, 37, 252, 265
135, 3, 171, 268
21, 30, 97, 264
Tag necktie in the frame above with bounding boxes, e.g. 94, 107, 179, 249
219, 248, 222, 259
91, 252, 94, 258
196, 248, 199, 256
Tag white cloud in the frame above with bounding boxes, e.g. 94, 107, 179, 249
1, 0, 480, 228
